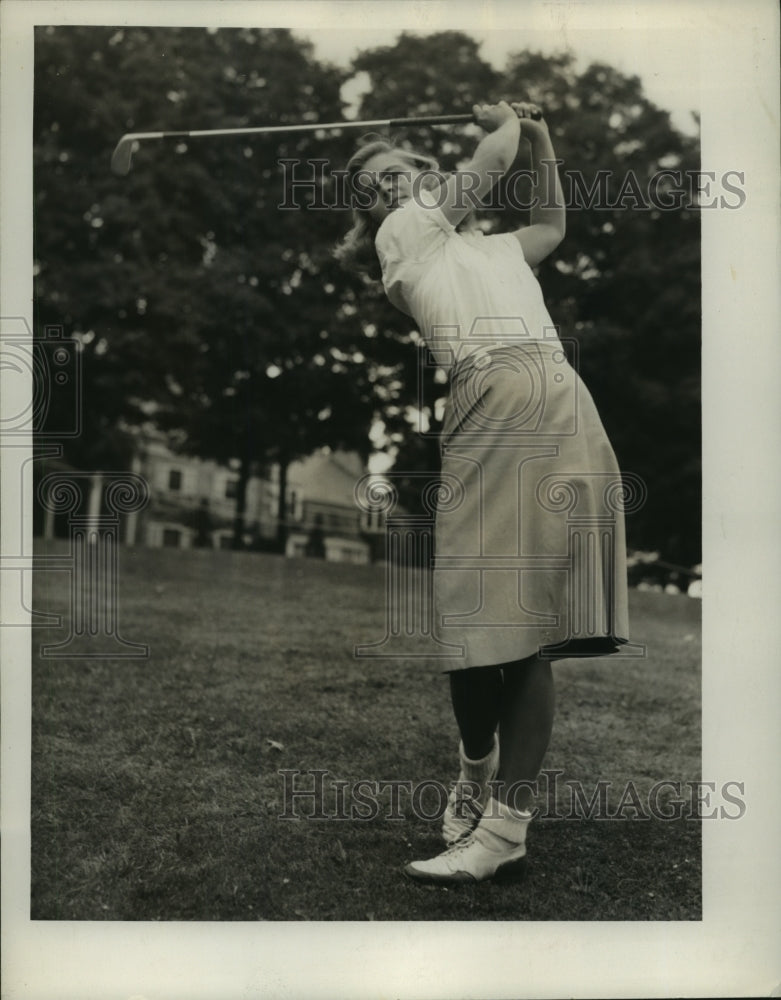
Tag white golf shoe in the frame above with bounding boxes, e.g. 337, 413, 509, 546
408, 798, 531, 885
441, 735, 500, 846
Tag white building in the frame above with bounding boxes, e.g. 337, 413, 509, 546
132, 439, 386, 563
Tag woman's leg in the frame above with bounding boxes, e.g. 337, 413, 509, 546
448, 665, 503, 759
495, 654, 555, 811
406, 655, 554, 882
441, 665, 503, 845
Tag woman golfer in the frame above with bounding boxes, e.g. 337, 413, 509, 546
336, 100, 629, 884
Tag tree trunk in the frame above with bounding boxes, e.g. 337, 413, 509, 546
231, 454, 251, 550
276, 456, 289, 553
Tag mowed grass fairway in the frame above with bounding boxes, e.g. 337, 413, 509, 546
31, 544, 701, 921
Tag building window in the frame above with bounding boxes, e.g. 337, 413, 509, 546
225, 478, 237, 499
168, 469, 182, 491
162, 528, 181, 548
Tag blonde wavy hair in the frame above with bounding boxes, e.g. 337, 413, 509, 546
332, 136, 441, 280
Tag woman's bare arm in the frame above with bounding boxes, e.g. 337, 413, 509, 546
437, 101, 520, 228
510, 103, 566, 266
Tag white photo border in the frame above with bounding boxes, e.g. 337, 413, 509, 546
2, 1, 780, 997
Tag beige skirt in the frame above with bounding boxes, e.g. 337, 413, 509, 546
433, 341, 631, 669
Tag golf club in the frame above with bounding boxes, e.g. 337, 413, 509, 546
111, 109, 542, 175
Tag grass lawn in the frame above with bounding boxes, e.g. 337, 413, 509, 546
31, 543, 701, 921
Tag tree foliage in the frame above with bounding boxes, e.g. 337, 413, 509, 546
33, 26, 701, 563
349, 36, 701, 564
34, 26, 377, 542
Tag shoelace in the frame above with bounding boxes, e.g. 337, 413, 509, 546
448, 780, 484, 820
441, 830, 483, 862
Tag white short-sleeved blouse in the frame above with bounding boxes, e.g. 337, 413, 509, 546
374, 191, 560, 372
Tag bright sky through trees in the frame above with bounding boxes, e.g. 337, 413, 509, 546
306, 27, 700, 137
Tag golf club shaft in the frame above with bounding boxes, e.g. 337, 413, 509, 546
111, 110, 542, 175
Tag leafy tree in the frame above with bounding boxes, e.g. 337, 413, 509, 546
34, 27, 701, 564
500, 55, 701, 563
34, 26, 381, 544
345, 36, 701, 564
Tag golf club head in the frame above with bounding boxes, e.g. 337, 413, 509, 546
111, 137, 136, 176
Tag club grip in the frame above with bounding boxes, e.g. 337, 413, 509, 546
389, 109, 543, 128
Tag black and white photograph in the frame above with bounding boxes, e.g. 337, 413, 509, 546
1, 1, 779, 997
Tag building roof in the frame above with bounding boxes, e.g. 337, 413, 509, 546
287, 450, 366, 508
